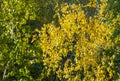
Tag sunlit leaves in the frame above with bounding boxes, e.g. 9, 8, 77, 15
0, 0, 120, 81
40, 3, 119, 81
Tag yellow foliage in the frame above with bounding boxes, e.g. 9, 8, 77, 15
39, 3, 120, 81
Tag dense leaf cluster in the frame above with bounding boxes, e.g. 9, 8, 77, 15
0, 0, 120, 81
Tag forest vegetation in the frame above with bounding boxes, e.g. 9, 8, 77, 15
0, 0, 120, 81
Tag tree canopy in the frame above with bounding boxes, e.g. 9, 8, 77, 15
0, 0, 120, 81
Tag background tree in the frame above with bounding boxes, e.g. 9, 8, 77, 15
0, 0, 43, 80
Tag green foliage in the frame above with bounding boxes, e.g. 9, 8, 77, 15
0, 0, 42, 80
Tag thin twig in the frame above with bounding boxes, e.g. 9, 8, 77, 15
3, 60, 10, 80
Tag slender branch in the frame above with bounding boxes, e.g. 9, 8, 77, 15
3, 60, 10, 80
